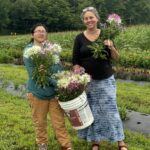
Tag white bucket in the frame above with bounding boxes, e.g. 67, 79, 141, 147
58, 91, 94, 130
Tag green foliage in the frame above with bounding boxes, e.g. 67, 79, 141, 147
118, 50, 150, 69
115, 25, 150, 51
0, 25, 150, 69
88, 38, 108, 59
37, 0, 74, 31
9, 0, 40, 32
117, 81, 150, 114
60, 49, 72, 62
0, 64, 27, 87
88, 19, 122, 59
0, 51, 14, 63
123, 0, 150, 24
0, 0, 150, 33
48, 31, 78, 49
102, 22, 121, 40
0, 35, 29, 50
118, 106, 127, 121
0, 0, 10, 31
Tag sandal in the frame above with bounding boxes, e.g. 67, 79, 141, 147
92, 143, 100, 150
61, 147, 73, 150
118, 144, 128, 150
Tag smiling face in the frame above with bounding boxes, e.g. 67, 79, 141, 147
83, 11, 99, 30
32, 26, 47, 44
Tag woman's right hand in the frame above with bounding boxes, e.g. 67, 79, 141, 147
73, 65, 81, 71
38, 64, 46, 73
73, 65, 85, 74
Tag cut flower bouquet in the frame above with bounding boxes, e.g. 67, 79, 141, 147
89, 13, 122, 59
54, 67, 91, 102
55, 67, 94, 130
24, 41, 62, 87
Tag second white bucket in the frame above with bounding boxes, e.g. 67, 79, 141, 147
58, 91, 94, 130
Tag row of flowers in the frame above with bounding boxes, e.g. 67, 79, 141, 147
118, 50, 150, 69
114, 66, 150, 81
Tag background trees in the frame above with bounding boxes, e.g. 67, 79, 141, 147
0, 0, 150, 34
0, 0, 11, 33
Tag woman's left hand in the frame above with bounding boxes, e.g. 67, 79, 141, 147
104, 39, 119, 60
104, 39, 114, 49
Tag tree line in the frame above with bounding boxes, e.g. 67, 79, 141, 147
0, 0, 150, 34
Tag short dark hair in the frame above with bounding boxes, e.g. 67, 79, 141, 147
29, 23, 48, 43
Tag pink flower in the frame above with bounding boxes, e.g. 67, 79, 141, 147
107, 13, 121, 25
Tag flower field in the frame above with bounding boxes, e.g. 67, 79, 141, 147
0, 25, 150, 74
0, 25, 150, 149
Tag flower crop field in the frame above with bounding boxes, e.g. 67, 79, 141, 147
0, 25, 150, 149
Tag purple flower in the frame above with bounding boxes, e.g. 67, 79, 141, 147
107, 13, 121, 25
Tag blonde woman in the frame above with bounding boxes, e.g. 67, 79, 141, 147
72, 7, 127, 150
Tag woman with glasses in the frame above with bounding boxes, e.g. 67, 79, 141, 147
23, 23, 72, 150
72, 7, 127, 150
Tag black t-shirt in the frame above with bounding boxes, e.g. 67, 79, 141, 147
72, 32, 113, 80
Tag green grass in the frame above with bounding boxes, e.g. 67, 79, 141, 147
0, 64, 150, 114
115, 25, 150, 51
0, 64, 150, 149
0, 89, 150, 150
117, 81, 150, 114
0, 64, 27, 87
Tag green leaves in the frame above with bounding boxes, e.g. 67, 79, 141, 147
31, 51, 54, 88
88, 38, 108, 59
102, 22, 121, 40
89, 18, 122, 60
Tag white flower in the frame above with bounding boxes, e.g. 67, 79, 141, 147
24, 42, 62, 64
24, 45, 41, 58
45, 42, 62, 54
55, 71, 91, 89
51, 44, 62, 54
79, 74, 91, 84
57, 78, 70, 88
53, 55, 60, 64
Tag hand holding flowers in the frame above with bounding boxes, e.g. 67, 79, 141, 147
24, 41, 62, 88
104, 39, 115, 50
89, 13, 122, 59
102, 13, 122, 40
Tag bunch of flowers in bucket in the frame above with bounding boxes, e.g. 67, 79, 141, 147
54, 67, 91, 102
89, 13, 122, 59
24, 41, 62, 88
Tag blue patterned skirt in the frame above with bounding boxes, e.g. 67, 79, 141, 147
77, 75, 125, 142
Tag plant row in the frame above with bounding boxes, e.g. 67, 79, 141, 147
114, 66, 150, 82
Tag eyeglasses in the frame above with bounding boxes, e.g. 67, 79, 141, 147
34, 30, 47, 34
82, 7, 95, 12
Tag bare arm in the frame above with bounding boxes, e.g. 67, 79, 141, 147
104, 39, 119, 60
109, 45, 119, 60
